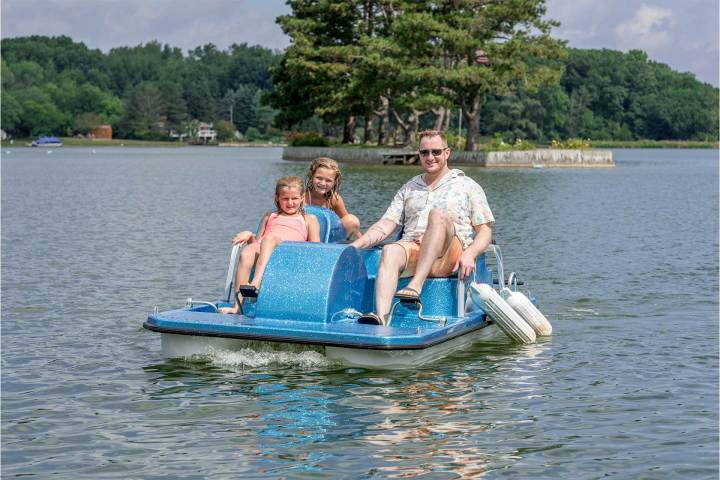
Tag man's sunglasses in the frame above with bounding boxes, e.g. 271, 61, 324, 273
418, 148, 447, 157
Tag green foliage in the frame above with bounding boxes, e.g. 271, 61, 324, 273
480, 133, 536, 151
118, 82, 166, 139
214, 120, 236, 141
244, 127, 262, 142
445, 133, 466, 150
287, 131, 329, 146
73, 112, 103, 134
1, 36, 281, 140
1, 34, 717, 144
550, 138, 591, 149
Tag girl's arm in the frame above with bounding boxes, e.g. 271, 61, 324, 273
255, 212, 271, 240
305, 214, 321, 242
232, 212, 269, 245
331, 194, 350, 218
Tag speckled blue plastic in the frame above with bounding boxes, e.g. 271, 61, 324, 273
145, 206, 496, 350
254, 242, 367, 323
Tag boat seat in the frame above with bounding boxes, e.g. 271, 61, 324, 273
304, 205, 346, 243
255, 205, 345, 243
356, 248, 492, 318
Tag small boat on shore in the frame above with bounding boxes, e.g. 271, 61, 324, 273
30, 136, 63, 147
144, 206, 550, 368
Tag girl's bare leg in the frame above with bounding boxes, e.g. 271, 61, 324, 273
250, 234, 282, 289
341, 214, 361, 240
219, 243, 259, 314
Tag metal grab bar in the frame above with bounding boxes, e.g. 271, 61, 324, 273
387, 300, 447, 326
485, 244, 505, 291
223, 242, 246, 303
185, 298, 219, 312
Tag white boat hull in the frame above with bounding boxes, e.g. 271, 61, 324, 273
159, 324, 506, 369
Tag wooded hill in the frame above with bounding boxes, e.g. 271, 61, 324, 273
2, 33, 717, 146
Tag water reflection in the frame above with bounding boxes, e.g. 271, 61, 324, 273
137, 341, 554, 476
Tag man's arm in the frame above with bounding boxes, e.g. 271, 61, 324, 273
455, 223, 492, 280
350, 219, 397, 249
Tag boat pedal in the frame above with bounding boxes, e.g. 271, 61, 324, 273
233, 291, 245, 315
237, 284, 259, 299
394, 288, 421, 307
398, 297, 421, 307
357, 313, 384, 326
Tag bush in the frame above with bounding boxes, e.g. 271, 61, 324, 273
550, 138, 591, 149
480, 133, 535, 151
214, 120, 236, 141
287, 131, 329, 147
245, 127, 262, 142
446, 133, 465, 150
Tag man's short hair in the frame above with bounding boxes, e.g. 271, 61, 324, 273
418, 130, 448, 147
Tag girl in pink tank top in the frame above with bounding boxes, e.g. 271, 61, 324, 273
260, 211, 308, 242
219, 176, 320, 314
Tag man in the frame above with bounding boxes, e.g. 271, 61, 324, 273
350, 130, 494, 325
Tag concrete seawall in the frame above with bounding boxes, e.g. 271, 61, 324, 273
283, 147, 614, 167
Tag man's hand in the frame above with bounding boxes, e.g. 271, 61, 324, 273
454, 249, 477, 280
454, 223, 492, 279
351, 219, 396, 249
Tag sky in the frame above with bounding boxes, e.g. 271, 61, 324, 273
2, 0, 718, 86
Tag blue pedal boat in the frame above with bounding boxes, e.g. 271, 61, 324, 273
30, 135, 63, 147
144, 206, 515, 368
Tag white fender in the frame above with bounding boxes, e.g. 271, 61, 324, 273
504, 289, 553, 336
469, 283, 536, 344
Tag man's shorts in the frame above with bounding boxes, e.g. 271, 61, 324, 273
396, 236, 463, 278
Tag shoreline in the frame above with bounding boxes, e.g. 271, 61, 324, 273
283, 146, 615, 168
2, 138, 716, 150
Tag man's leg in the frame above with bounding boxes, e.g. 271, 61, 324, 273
374, 243, 407, 321
404, 208, 455, 294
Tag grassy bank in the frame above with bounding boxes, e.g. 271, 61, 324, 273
295, 139, 719, 150
588, 139, 718, 149
2, 137, 187, 147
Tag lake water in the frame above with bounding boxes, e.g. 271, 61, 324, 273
2, 146, 718, 478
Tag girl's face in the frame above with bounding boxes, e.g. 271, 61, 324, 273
277, 186, 303, 215
311, 167, 337, 196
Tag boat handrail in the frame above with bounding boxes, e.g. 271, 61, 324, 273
185, 298, 219, 312
487, 243, 505, 290
223, 242, 245, 303
507, 271, 517, 291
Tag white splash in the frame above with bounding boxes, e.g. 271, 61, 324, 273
206, 342, 337, 369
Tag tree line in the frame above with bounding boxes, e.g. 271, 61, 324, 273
2, 24, 717, 146
268, 0, 717, 148
1, 35, 280, 141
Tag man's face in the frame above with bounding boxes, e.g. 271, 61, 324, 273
418, 135, 450, 175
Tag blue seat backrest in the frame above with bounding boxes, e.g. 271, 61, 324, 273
305, 205, 346, 243
256, 206, 345, 243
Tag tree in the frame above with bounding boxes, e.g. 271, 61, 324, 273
12, 86, 69, 136
120, 82, 166, 139
393, 1, 564, 150
214, 119, 236, 141
1, 91, 22, 133
228, 84, 260, 134
269, 0, 384, 142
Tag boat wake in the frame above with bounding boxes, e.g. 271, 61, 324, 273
205, 342, 338, 369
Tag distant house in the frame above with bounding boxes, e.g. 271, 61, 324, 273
90, 124, 112, 139
197, 122, 217, 143
169, 130, 188, 141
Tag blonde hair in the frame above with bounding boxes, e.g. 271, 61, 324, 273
306, 157, 342, 205
418, 130, 448, 147
274, 176, 305, 214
